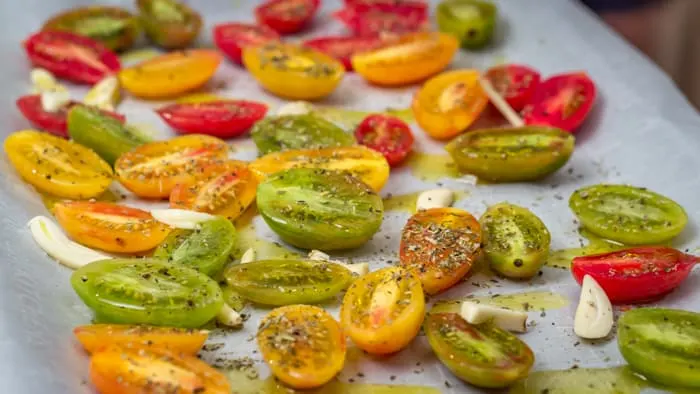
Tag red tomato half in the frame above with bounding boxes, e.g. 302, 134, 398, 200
333, 3, 427, 37
354, 114, 413, 166
572, 247, 699, 304
213, 23, 280, 65
485, 64, 541, 111
344, 0, 427, 11
156, 100, 268, 139
303, 36, 383, 71
255, 0, 320, 35
16, 95, 125, 138
522, 72, 596, 132
23, 31, 120, 85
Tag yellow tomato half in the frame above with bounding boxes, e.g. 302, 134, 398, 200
243, 42, 345, 100
74, 324, 208, 355
412, 69, 489, 139
351, 32, 458, 87
341, 267, 425, 355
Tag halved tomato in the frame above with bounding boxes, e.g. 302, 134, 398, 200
485, 64, 541, 111
16, 95, 125, 138
399, 207, 481, 294
23, 30, 120, 85
352, 32, 458, 87
118, 49, 222, 99
522, 72, 596, 132
90, 346, 230, 394
74, 324, 208, 355
170, 160, 258, 220
213, 22, 280, 65
115, 134, 229, 199
303, 36, 383, 71
54, 201, 171, 253
354, 114, 413, 166
340, 267, 425, 355
156, 100, 268, 139
334, 2, 428, 37
412, 69, 489, 139
256, 0, 320, 35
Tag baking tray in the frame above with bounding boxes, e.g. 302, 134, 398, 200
0, 0, 698, 393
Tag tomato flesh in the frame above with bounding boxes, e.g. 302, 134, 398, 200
156, 100, 268, 139
485, 64, 541, 111
334, 3, 428, 37
354, 114, 414, 166
256, 0, 320, 35
24, 30, 120, 85
74, 324, 208, 355
213, 22, 280, 65
572, 247, 698, 304
523, 72, 596, 132
303, 36, 383, 71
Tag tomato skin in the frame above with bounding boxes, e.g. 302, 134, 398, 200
354, 114, 414, 166
54, 201, 171, 253
334, 3, 428, 37
303, 36, 383, 71
256, 0, 320, 35
137, 0, 203, 49
23, 31, 120, 85
90, 345, 230, 394
436, 0, 498, 50
74, 324, 208, 355
400, 208, 481, 294
523, 72, 596, 132
485, 64, 541, 111
41, 6, 139, 52
341, 267, 425, 355
16, 95, 125, 138
156, 100, 268, 139
213, 23, 280, 65
572, 247, 698, 304
251, 113, 354, 155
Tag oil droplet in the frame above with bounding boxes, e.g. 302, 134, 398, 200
315, 106, 413, 128
546, 229, 624, 269
176, 93, 226, 104
40, 188, 124, 213
432, 291, 569, 314
407, 152, 460, 182
119, 48, 161, 65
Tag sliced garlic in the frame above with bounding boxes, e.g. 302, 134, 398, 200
217, 303, 243, 327
308, 249, 330, 261
307, 249, 370, 276
416, 188, 455, 211
574, 275, 613, 339
276, 101, 314, 116
150, 209, 216, 229
28, 216, 110, 270
30, 68, 59, 93
40, 88, 71, 113
479, 77, 525, 127
460, 301, 528, 333
84, 75, 120, 111
240, 248, 256, 264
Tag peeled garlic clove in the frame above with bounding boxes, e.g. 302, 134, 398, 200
84, 75, 120, 111
460, 301, 528, 333
276, 101, 313, 116
308, 249, 369, 276
240, 248, 256, 264
416, 188, 455, 211
574, 275, 613, 339
30, 68, 59, 93
28, 216, 110, 270
217, 303, 243, 327
40, 88, 71, 113
151, 209, 216, 229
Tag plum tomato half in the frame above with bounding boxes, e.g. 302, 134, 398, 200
156, 100, 268, 139
74, 324, 208, 355
213, 22, 280, 65
255, 0, 320, 35
522, 72, 596, 132
485, 64, 541, 111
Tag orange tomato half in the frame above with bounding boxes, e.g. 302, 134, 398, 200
90, 346, 230, 394
351, 32, 458, 87
341, 267, 425, 355
399, 207, 481, 294
119, 49, 222, 99
115, 134, 229, 199
74, 324, 208, 355
412, 69, 489, 139
170, 160, 257, 221
257, 305, 346, 389
54, 201, 171, 253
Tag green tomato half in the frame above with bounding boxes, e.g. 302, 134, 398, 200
251, 113, 354, 155
437, 0, 498, 50
136, 0, 202, 49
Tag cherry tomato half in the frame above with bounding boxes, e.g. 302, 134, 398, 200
41, 6, 139, 52
522, 72, 596, 132
74, 324, 208, 355
412, 69, 489, 139
334, 3, 428, 37
303, 36, 383, 71
485, 64, 541, 111
354, 114, 413, 166
256, 0, 320, 35
90, 346, 230, 394
572, 247, 698, 304
341, 267, 425, 355
54, 201, 171, 253
400, 207, 481, 294
16, 95, 125, 138
23, 30, 120, 85
257, 305, 346, 389
115, 134, 229, 199
156, 100, 268, 139
213, 22, 280, 65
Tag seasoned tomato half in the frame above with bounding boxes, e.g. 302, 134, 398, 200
341, 267, 425, 355
156, 100, 268, 139
400, 207, 481, 294
54, 201, 170, 253
522, 72, 596, 132
137, 0, 203, 49
303, 35, 384, 71
4, 130, 113, 199
354, 114, 414, 166
74, 324, 208, 355
115, 134, 229, 199
257, 305, 346, 389
255, 0, 320, 35
213, 22, 280, 65
41, 6, 139, 52
485, 64, 541, 111
334, 2, 428, 37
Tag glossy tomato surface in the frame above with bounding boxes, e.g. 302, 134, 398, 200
256, 0, 320, 35
74, 324, 208, 355
156, 100, 268, 139
251, 113, 354, 155
24, 30, 120, 85
303, 36, 383, 70
41, 6, 139, 52
354, 114, 414, 166
334, 2, 428, 37
485, 64, 541, 111
213, 22, 280, 65
523, 72, 596, 132
137, 0, 203, 49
